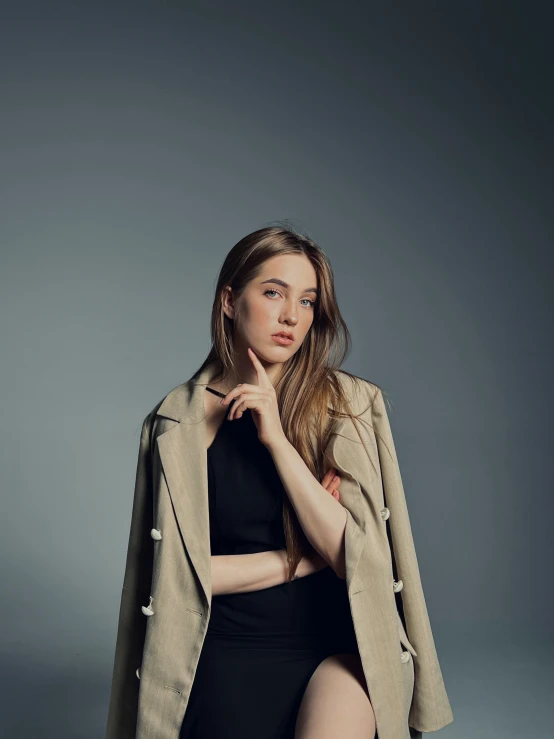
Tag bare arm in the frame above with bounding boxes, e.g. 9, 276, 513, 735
267, 436, 348, 579
210, 468, 342, 596
211, 548, 329, 596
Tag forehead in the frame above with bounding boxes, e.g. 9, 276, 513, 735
257, 253, 317, 283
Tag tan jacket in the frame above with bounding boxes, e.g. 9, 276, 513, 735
105, 360, 454, 739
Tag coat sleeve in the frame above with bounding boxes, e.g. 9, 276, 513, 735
370, 386, 454, 731
105, 414, 155, 739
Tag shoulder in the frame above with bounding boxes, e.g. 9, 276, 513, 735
332, 369, 381, 417
139, 380, 191, 437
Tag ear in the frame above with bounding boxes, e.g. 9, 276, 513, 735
220, 286, 236, 320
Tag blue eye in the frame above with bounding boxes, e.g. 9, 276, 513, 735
264, 289, 316, 308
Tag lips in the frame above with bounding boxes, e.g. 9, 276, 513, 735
273, 332, 294, 340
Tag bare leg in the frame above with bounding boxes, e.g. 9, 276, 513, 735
294, 653, 376, 739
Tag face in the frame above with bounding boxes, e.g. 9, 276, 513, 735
222, 253, 318, 366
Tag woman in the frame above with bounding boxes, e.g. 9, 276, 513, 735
105, 226, 454, 739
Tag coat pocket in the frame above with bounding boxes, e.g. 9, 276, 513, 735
396, 610, 418, 657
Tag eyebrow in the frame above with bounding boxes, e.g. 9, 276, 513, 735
260, 278, 319, 295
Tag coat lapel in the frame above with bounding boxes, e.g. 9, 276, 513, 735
155, 361, 221, 609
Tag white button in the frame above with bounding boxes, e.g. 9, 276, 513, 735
393, 579, 404, 593
381, 507, 390, 520
401, 650, 410, 663
150, 528, 162, 540
136, 667, 141, 679
141, 595, 154, 616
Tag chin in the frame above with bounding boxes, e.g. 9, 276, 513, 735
254, 346, 291, 363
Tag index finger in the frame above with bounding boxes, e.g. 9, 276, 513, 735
247, 347, 272, 388
321, 467, 337, 486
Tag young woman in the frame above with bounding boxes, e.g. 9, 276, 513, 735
105, 226, 454, 739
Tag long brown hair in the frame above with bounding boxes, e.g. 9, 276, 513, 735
191, 223, 382, 581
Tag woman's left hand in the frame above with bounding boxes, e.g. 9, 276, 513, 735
321, 467, 341, 502
221, 347, 287, 448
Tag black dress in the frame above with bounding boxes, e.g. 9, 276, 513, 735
179, 387, 359, 739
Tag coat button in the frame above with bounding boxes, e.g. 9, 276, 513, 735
136, 667, 141, 679
380, 507, 390, 520
150, 528, 162, 540
393, 579, 404, 593
400, 651, 410, 663
141, 595, 155, 616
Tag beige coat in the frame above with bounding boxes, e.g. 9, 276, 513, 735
105, 360, 454, 739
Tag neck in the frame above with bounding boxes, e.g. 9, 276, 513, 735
210, 351, 284, 391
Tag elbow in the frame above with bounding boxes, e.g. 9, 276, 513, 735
330, 518, 348, 580
333, 555, 347, 580
314, 544, 346, 580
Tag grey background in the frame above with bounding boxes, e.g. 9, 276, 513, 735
1, 1, 552, 737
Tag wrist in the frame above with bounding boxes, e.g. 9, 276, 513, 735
265, 432, 290, 454
276, 548, 303, 582
294, 556, 307, 579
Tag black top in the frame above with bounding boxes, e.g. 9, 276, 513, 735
204, 385, 358, 652
206, 385, 287, 555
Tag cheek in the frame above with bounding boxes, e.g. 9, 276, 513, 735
300, 314, 314, 336
257, 301, 280, 321
242, 300, 275, 330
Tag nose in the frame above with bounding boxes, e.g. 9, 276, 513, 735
281, 302, 298, 325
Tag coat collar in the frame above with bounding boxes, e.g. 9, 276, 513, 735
154, 360, 368, 610
156, 360, 220, 424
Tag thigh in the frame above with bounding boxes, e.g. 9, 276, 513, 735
294, 653, 376, 739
